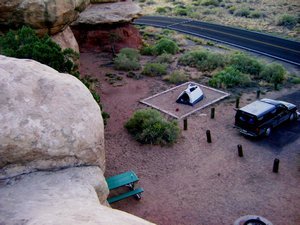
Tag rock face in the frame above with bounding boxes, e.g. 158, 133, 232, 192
72, 1, 142, 25
0, 166, 155, 225
72, 23, 142, 53
0, 55, 105, 179
51, 26, 79, 53
71, 1, 143, 53
0, 0, 90, 35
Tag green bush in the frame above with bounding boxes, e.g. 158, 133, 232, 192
154, 53, 174, 63
260, 63, 286, 84
140, 45, 155, 55
179, 50, 226, 71
156, 7, 168, 14
153, 38, 179, 55
200, 0, 220, 6
179, 50, 209, 67
197, 52, 227, 71
0, 26, 78, 73
234, 8, 250, 17
229, 53, 262, 76
228, 5, 237, 14
163, 71, 189, 84
174, 7, 189, 16
249, 11, 264, 19
114, 53, 141, 71
289, 76, 300, 84
119, 48, 140, 60
277, 14, 298, 28
209, 66, 251, 88
142, 63, 168, 76
125, 109, 180, 145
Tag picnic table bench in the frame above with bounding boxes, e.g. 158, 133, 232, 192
106, 170, 144, 204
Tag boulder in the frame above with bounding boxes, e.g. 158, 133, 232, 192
0, 55, 105, 179
0, 166, 155, 225
72, 1, 142, 25
72, 23, 142, 53
0, 0, 90, 35
51, 26, 80, 53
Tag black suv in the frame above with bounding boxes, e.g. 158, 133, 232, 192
235, 98, 298, 137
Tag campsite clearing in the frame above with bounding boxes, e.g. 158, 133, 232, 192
80, 52, 300, 225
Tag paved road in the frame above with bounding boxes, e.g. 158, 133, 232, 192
134, 16, 300, 66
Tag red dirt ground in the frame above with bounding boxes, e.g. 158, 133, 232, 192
80, 52, 300, 225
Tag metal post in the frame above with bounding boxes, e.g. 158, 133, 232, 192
206, 130, 212, 143
184, 118, 187, 130
237, 144, 243, 157
235, 98, 240, 108
256, 90, 261, 99
211, 108, 215, 119
273, 158, 280, 173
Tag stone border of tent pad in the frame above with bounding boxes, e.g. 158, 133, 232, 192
140, 82, 230, 119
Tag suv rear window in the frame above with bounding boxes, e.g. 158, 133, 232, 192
236, 111, 256, 125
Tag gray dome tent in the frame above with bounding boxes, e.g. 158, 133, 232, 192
176, 83, 204, 106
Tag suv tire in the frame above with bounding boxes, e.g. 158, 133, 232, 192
289, 112, 297, 121
265, 127, 272, 136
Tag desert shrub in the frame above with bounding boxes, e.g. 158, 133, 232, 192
260, 63, 286, 84
163, 71, 189, 84
234, 7, 250, 17
197, 52, 227, 71
154, 53, 173, 63
179, 50, 226, 71
200, 0, 220, 6
114, 48, 141, 70
277, 14, 298, 28
153, 38, 179, 55
119, 48, 140, 60
0, 26, 78, 74
174, 7, 190, 16
209, 66, 251, 88
140, 45, 155, 55
249, 11, 264, 19
228, 5, 237, 14
125, 109, 180, 145
289, 76, 300, 84
156, 7, 168, 14
179, 50, 209, 67
114, 53, 141, 71
142, 63, 168, 76
80, 76, 110, 125
229, 53, 262, 76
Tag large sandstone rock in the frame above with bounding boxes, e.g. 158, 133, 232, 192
0, 0, 90, 35
0, 166, 155, 225
72, 1, 142, 25
0, 55, 104, 179
51, 26, 79, 53
72, 23, 142, 53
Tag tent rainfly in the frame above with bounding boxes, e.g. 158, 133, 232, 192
176, 83, 204, 106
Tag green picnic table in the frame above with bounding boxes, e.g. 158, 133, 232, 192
106, 170, 144, 204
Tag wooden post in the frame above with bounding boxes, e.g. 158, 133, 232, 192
235, 98, 240, 108
256, 90, 261, 99
211, 108, 215, 119
273, 158, 280, 173
206, 130, 212, 143
237, 144, 243, 157
184, 118, 188, 130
